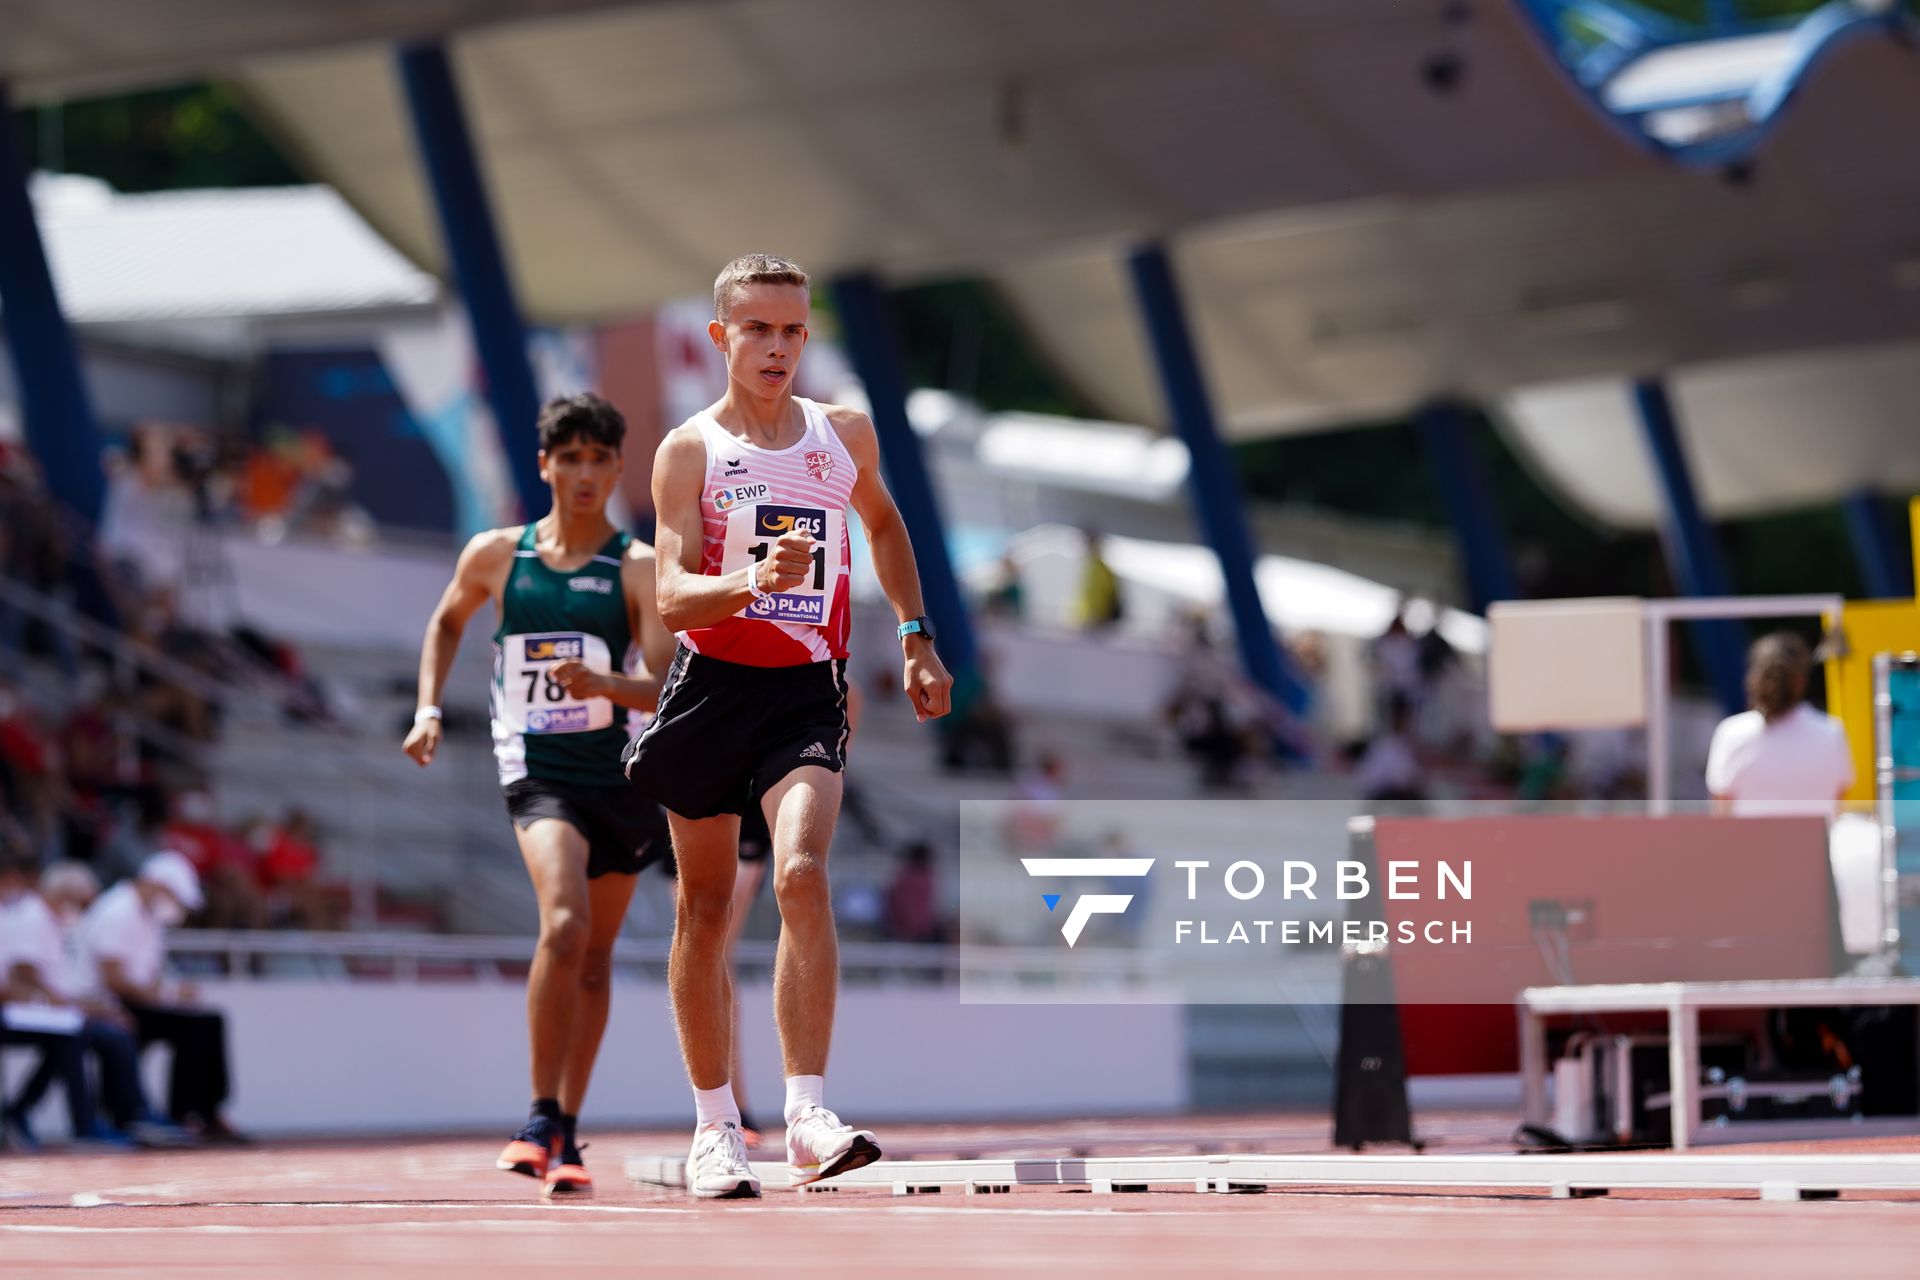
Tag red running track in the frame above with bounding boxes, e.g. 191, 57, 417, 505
4, 1113, 1920, 1278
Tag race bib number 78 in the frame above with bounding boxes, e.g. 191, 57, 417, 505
721, 504, 843, 627
500, 632, 613, 735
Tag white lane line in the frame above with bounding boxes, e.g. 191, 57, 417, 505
10, 1200, 696, 1220
2, 1212, 698, 1236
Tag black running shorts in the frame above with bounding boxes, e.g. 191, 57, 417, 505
623, 647, 848, 821
502, 777, 670, 879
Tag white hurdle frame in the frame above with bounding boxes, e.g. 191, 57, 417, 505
628, 1151, 1920, 1201
1643, 594, 1843, 815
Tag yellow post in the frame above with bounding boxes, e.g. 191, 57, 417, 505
1910, 496, 1919, 600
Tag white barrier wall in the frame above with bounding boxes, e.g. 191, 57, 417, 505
163, 980, 1183, 1136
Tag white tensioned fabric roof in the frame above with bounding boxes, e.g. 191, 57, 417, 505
21, 175, 438, 324
7, 1, 1920, 527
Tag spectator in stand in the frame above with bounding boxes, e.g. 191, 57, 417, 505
97, 428, 195, 619
58, 671, 156, 868
981, 552, 1025, 621
77, 852, 245, 1143
238, 429, 304, 526
0, 450, 80, 675
1007, 750, 1069, 850
0, 677, 68, 862
1354, 693, 1427, 803
160, 790, 263, 930
937, 657, 1016, 775
251, 808, 345, 931
1165, 615, 1256, 790
1073, 528, 1125, 631
2, 861, 189, 1148
883, 842, 942, 944
129, 588, 218, 744
1371, 606, 1424, 723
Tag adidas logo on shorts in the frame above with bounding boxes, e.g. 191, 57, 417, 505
798, 742, 830, 761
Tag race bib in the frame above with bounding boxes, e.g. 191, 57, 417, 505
720, 503, 844, 627
500, 632, 613, 735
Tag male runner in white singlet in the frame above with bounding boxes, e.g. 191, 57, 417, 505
624, 254, 952, 1198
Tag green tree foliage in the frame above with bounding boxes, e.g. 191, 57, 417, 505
1617, 0, 1910, 24
17, 83, 300, 192
884, 280, 1100, 420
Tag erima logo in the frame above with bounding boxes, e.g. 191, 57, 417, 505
1021, 858, 1155, 947
724, 458, 749, 477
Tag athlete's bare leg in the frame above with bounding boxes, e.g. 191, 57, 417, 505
761, 768, 843, 1077
724, 859, 767, 1125
515, 820, 594, 1101
667, 812, 741, 1090
557, 870, 639, 1117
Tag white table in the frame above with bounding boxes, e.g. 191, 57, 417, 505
1518, 979, 1920, 1150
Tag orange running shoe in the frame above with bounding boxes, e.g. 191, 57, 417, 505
496, 1116, 560, 1181
544, 1140, 593, 1197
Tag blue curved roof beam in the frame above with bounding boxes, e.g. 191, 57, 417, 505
1519, 0, 1917, 168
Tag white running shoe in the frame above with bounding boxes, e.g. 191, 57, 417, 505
785, 1105, 882, 1187
687, 1121, 761, 1199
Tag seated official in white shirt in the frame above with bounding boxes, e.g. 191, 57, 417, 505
1705, 632, 1854, 818
78, 851, 245, 1143
1706, 632, 1875, 953
4, 862, 187, 1147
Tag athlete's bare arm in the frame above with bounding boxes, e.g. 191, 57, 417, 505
403, 527, 518, 767
651, 424, 812, 633
826, 405, 954, 722
551, 540, 673, 711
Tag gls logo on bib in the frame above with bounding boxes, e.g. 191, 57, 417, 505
713, 482, 770, 512
523, 636, 585, 662
755, 506, 825, 539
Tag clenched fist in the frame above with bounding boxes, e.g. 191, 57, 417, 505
550, 660, 609, 700
758, 528, 815, 594
402, 716, 442, 767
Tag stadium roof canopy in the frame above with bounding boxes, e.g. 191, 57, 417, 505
20, 174, 438, 326
5, 0, 1920, 527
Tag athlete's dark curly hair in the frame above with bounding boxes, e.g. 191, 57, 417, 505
536, 393, 625, 453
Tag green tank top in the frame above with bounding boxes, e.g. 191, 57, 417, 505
490, 524, 634, 787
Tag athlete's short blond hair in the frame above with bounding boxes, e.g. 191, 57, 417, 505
713, 253, 810, 320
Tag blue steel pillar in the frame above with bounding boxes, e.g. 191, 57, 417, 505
1842, 490, 1912, 600
1632, 377, 1747, 714
396, 42, 544, 518
1127, 243, 1308, 716
1417, 401, 1519, 615
828, 274, 977, 681
0, 81, 105, 521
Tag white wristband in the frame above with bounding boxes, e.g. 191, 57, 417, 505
746, 564, 771, 602
415, 705, 443, 726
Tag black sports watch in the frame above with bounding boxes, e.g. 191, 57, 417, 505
897, 615, 937, 644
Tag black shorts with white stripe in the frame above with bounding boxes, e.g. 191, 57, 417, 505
622, 647, 848, 821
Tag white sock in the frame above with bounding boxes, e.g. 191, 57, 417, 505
784, 1074, 825, 1125
694, 1083, 739, 1130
